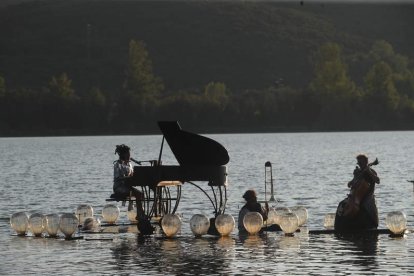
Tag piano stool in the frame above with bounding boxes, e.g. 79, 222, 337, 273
157, 180, 182, 187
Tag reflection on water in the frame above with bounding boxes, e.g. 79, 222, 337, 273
98, 224, 142, 234
109, 231, 384, 275
241, 234, 265, 250
278, 235, 301, 251
334, 233, 379, 270
110, 236, 233, 275
217, 236, 235, 249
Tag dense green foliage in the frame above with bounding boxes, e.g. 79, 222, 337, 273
0, 1, 413, 135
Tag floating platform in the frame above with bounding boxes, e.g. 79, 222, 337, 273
308, 228, 394, 235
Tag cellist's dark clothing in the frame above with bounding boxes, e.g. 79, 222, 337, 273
352, 167, 378, 196
335, 168, 379, 232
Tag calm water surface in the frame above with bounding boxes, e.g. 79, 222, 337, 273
1, 131, 414, 275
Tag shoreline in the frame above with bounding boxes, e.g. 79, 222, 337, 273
1, 125, 414, 138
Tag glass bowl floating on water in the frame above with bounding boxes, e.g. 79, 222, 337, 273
290, 206, 308, 227
273, 207, 291, 226
10, 212, 29, 236
323, 213, 336, 230
243, 212, 263, 235
279, 212, 299, 236
161, 214, 181, 238
102, 204, 120, 225
189, 214, 210, 237
82, 217, 101, 231
75, 204, 94, 225
28, 213, 45, 237
266, 209, 278, 225
59, 213, 79, 239
215, 214, 235, 237
127, 205, 138, 223
385, 211, 407, 237
45, 213, 60, 237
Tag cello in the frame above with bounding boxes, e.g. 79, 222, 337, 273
342, 158, 379, 218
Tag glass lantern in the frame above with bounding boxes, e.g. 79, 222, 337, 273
274, 207, 291, 225
215, 213, 235, 237
59, 213, 79, 238
279, 212, 299, 236
243, 212, 263, 235
75, 204, 94, 225
266, 209, 277, 225
161, 214, 181, 238
323, 213, 336, 230
189, 214, 210, 237
10, 212, 29, 236
29, 213, 45, 237
45, 213, 60, 237
127, 205, 138, 223
385, 211, 407, 236
102, 204, 120, 224
290, 206, 308, 226
82, 217, 101, 231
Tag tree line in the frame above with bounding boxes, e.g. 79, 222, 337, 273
0, 39, 413, 136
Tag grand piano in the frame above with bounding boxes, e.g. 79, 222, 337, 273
130, 121, 229, 220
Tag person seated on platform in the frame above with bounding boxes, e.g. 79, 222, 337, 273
113, 144, 154, 234
238, 189, 269, 233
335, 154, 380, 232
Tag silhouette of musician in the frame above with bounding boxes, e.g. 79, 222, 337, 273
238, 189, 269, 233
335, 154, 380, 232
113, 144, 154, 235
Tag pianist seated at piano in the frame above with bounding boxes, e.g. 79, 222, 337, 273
113, 144, 144, 213
113, 144, 143, 199
113, 144, 154, 235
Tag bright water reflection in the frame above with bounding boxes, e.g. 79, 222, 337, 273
1, 132, 414, 274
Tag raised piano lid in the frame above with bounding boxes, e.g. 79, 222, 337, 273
158, 121, 229, 166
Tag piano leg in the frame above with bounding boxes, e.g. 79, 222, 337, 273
138, 185, 182, 220
137, 216, 154, 235
127, 187, 154, 235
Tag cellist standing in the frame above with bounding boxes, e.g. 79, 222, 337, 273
335, 154, 380, 232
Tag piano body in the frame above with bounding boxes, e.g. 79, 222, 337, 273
130, 121, 229, 219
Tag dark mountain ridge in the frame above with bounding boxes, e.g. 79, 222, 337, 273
0, 0, 412, 92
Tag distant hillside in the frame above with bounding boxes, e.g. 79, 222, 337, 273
0, 0, 34, 8
301, 2, 414, 57
0, 0, 412, 92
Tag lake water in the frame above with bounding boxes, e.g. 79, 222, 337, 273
1, 131, 414, 275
